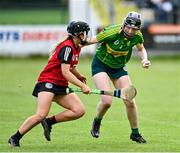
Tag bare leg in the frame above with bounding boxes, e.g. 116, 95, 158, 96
91, 72, 113, 138
19, 92, 53, 134
8, 92, 54, 146
113, 75, 138, 129
53, 93, 85, 122
93, 72, 113, 119
113, 75, 146, 143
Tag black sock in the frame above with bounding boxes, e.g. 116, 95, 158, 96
11, 131, 23, 140
131, 128, 139, 135
46, 116, 57, 126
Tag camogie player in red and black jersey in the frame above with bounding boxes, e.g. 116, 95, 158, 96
8, 21, 91, 147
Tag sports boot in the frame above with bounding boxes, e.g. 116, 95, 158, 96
8, 137, 20, 147
130, 133, 147, 143
41, 119, 52, 141
91, 118, 101, 138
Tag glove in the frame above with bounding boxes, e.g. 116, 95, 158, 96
141, 59, 151, 68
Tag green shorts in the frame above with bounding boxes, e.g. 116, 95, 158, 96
91, 56, 128, 79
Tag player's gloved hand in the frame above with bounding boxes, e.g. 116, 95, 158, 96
141, 59, 151, 69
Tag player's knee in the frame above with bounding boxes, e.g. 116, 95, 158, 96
35, 113, 47, 122
125, 100, 136, 109
101, 96, 113, 108
73, 106, 85, 118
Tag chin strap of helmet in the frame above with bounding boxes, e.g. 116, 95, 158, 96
121, 26, 134, 39
77, 35, 87, 45
76, 31, 88, 45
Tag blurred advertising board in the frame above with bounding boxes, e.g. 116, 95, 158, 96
142, 24, 180, 50
0, 25, 96, 56
0, 25, 67, 56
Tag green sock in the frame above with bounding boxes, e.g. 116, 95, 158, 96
131, 128, 139, 135
94, 117, 102, 123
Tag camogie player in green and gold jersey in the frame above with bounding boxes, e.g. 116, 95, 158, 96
86, 11, 151, 143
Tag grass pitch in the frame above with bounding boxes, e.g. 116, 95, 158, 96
0, 9, 68, 25
0, 56, 180, 152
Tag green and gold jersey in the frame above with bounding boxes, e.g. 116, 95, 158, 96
95, 24, 144, 69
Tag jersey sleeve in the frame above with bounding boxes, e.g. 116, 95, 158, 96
136, 31, 144, 44
58, 46, 73, 64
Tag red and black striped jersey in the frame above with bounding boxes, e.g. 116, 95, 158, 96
37, 37, 81, 87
